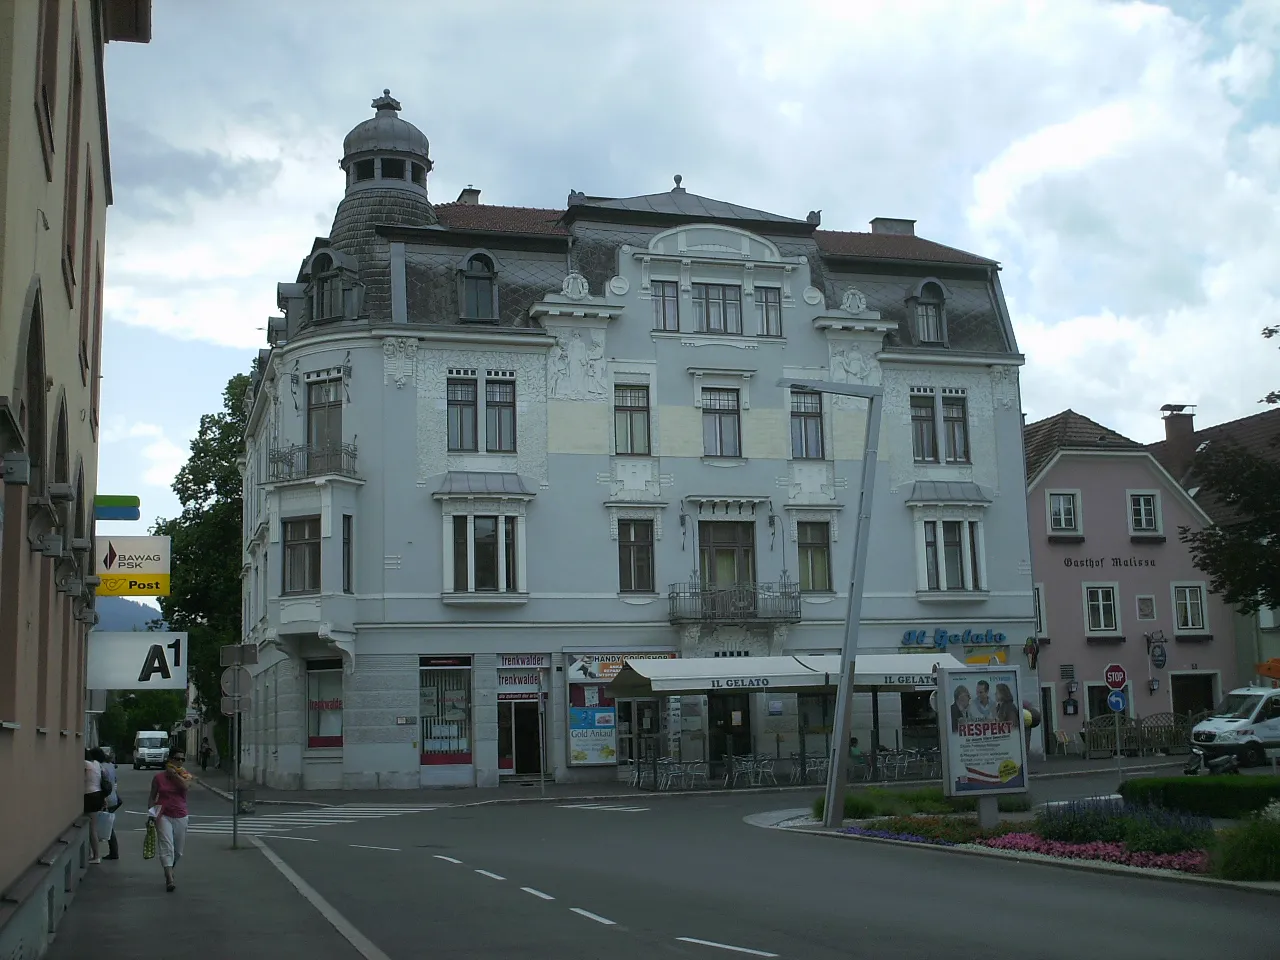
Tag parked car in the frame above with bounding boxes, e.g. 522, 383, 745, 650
1190, 686, 1280, 767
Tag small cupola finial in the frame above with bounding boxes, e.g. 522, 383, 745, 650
372, 88, 401, 114
672, 174, 685, 193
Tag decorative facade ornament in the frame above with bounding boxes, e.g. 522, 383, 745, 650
608, 275, 630, 296
830, 344, 880, 386
840, 287, 868, 315
802, 285, 824, 306
561, 272, 590, 300
548, 330, 607, 400
383, 337, 418, 389
991, 365, 1017, 408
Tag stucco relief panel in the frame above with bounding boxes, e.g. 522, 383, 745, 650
546, 326, 608, 401
417, 347, 548, 484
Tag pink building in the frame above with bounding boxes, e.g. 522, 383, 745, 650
1024, 410, 1237, 746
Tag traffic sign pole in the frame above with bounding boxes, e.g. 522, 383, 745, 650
1104, 664, 1128, 787
219, 644, 257, 850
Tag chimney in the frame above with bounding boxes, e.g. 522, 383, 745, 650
456, 186, 481, 205
869, 217, 916, 236
1160, 404, 1197, 478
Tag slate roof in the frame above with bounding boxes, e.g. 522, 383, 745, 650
1022, 410, 1144, 482
1146, 407, 1280, 525
904, 481, 991, 504
427, 202, 994, 266
432, 471, 538, 497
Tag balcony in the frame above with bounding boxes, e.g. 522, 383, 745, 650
668, 581, 801, 624
269, 443, 358, 481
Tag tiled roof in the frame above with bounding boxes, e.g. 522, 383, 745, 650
428, 202, 995, 265
1146, 407, 1280, 525
433, 203, 567, 236
1023, 410, 1143, 481
814, 229, 996, 266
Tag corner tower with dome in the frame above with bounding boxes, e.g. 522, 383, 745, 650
238, 92, 1035, 793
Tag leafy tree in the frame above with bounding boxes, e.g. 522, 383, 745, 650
151, 373, 249, 737
98, 690, 186, 759
1180, 326, 1280, 612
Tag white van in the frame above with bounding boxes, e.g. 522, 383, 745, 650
1190, 686, 1280, 767
133, 730, 170, 770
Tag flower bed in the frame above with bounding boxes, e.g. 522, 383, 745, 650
974, 832, 1211, 874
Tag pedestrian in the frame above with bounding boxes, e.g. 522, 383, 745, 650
93, 747, 121, 860
83, 749, 106, 864
198, 736, 212, 772
147, 745, 193, 892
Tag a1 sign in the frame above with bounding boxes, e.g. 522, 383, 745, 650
86, 632, 188, 690
1104, 663, 1127, 691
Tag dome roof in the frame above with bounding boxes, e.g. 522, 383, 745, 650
342, 89, 429, 162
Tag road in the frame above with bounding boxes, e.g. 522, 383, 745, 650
101, 765, 1280, 960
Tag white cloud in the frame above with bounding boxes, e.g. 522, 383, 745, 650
98, 418, 186, 489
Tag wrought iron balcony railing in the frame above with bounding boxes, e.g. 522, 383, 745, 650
268, 443, 359, 481
667, 580, 802, 624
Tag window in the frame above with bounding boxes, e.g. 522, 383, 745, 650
652, 280, 679, 331
692, 284, 742, 334
380, 157, 406, 180
1085, 585, 1118, 633
757, 287, 782, 337
311, 254, 341, 321
701, 388, 741, 457
354, 159, 375, 181
60, 36, 83, 293
447, 379, 478, 451
485, 380, 516, 452
910, 395, 938, 463
89, 253, 103, 432
798, 522, 832, 592
618, 520, 655, 593
922, 519, 982, 592
614, 385, 650, 455
341, 515, 353, 594
1129, 492, 1160, 534
790, 390, 823, 459
307, 379, 343, 470
411, 162, 426, 186
306, 660, 344, 748
1174, 584, 1206, 631
1087, 683, 1129, 720
420, 658, 473, 764
462, 256, 496, 320
452, 515, 519, 593
942, 395, 969, 463
283, 517, 321, 595
915, 282, 945, 343
77, 172, 94, 378
1048, 492, 1079, 533
35, 0, 60, 172
1033, 584, 1047, 637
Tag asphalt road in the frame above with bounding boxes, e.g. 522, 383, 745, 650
170, 783, 1278, 960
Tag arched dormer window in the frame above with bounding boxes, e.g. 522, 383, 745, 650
311, 253, 342, 321
908, 278, 950, 346
460, 253, 498, 322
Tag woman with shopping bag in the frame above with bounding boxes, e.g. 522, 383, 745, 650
91, 747, 121, 860
146, 745, 193, 892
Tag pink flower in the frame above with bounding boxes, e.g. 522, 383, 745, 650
975, 833, 1209, 874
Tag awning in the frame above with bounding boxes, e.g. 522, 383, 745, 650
432, 471, 537, 498
904, 481, 990, 505
605, 652, 965, 699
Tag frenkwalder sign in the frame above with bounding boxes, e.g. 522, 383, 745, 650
86, 632, 189, 691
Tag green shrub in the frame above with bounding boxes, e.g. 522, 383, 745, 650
1118, 776, 1280, 818
1214, 818, 1280, 881
814, 787, 1030, 821
813, 793, 879, 820
869, 815, 1021, 845
1121, 807, 1215, 854
1034, 801, 1128, 844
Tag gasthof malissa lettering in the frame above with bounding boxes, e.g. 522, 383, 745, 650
1063, 556, 1155, 569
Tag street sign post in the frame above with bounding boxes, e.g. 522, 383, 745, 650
219, 644, 257, 849
1104, 664, 1127, 785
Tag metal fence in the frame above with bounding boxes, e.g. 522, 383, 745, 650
667, 581, 801, 623
269, 442, 359, 481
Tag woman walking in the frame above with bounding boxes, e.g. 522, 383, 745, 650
147, 746, 192, 892
90, 747, 120, 860
83, 749, 106, 864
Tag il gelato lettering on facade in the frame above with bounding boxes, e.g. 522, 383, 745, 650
902, 628, 1008, 649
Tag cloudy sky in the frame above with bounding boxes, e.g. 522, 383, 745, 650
95, 0, 1279, 545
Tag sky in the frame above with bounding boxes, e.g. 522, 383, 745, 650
94, 0, 1280, 553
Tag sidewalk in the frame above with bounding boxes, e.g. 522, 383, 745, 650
45, 833, 359, 960
197, 753, 1185, 808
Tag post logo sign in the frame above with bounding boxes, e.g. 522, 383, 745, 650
86, 632, 188, 691
95, 535, 171, 597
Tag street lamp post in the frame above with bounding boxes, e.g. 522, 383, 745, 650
777, 378, 884, 829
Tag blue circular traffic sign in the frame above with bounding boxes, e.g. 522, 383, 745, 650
1107, 689, 1127, 713
1151, 643, 1167, 670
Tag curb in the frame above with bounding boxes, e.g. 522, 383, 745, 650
777, 824, 1280, 897
197, 779, 333, 808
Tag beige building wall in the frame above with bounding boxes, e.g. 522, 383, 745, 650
0, 0, 150, 934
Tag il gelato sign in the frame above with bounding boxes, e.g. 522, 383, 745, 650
903, 628, 1008, 650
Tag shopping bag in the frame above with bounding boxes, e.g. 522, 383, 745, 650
142, 818, 157, 860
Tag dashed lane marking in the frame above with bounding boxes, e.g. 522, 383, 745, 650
521, 887, 555, 900
570, 908, 616, 925
675, 937, 779, 957
433, 855, 463, 864
475, 869, 506, 880
350, 844, 401, 852
556, 804, 650, 812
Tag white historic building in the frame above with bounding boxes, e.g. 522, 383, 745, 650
238, 91, 1037, 790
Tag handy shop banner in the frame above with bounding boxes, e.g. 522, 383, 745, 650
95, 535, 171, 597
937, 666, 1027, 797
565, 652, 675, 766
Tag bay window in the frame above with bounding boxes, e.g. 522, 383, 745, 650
917, 516, 986, 595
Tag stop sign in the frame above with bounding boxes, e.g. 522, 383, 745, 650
1104, 663, 1127, 691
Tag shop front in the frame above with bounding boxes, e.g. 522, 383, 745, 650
565, 652, 677, 777
497, 654, 549, 777
420, 656, 474, 787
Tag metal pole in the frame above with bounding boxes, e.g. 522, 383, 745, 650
1114, 703, 1122, 787
537, 691, 547, 799
823, 391, 883, 828
232, 708, 240, 850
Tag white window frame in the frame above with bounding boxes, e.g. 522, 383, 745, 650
1046, 489, 1083, 536
1135, 594, 1157, 621
1171, 581, 1210, 634
1033, 583, 1048, 638
1084, 681, 1134, 720
1082, 581, 1121, 635
1126, 489, 1163, 536
439, 499, 530, 603
912, 510, 988, 598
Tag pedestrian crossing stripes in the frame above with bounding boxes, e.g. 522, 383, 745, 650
556, 803, 649, 813
132, 804, 441, 836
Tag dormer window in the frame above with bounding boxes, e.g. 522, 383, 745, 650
909, 279, 949, 346
461, 254, 498, 321
311, 254, 341, 321
380, 158, 406, 180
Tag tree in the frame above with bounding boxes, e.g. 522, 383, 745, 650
98, 690, 186, 759
1179, 326, 1280, 612
151, 373, 249, 734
